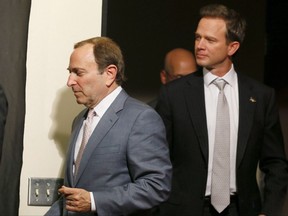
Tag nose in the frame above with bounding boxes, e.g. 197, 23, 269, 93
195, 38, 205, 50
67, 73, 76, 87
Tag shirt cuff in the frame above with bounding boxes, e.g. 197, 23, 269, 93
90, 192, 96, 212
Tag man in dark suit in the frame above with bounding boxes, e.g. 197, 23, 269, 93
156, 4, 288, 216
45, 37, 172, 216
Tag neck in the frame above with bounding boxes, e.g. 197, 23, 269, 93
207, 62, 233, 77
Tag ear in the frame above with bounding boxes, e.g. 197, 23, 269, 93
105, 64, 117, 87
160, 70, 167, 84
227, 41, 240, 57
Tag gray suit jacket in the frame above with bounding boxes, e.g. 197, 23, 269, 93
46, 89, 172, 216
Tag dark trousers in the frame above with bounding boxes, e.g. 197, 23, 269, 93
203, 196, 239, 216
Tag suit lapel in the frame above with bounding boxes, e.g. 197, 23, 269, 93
180, 72, 256, 167
73, 90, 127, 184
184, 73, 209, 164
236, 74, 256, 167
64, 109, 87, 187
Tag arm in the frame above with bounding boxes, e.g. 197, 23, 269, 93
94, 108, 172, 215
259, 88, 288, 215
155, 85, 174, 155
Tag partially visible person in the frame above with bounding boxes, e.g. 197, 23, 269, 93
0, 84, 7, 164
160, 48, 197, 84
149, 48, 197, 108
277, 86, 288, 215
45, 36, 172, 216
156, 3, 288, 216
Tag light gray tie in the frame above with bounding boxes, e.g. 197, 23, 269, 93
211, 79, 230, 213
74, 108, 95, 176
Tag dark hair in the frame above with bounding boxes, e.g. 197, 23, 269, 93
74, 36, 126, 85
199, 4, 246, 44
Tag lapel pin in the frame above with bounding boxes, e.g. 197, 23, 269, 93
249, 97, 256, 103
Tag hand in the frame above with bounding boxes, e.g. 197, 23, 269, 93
59, 186, 91, 212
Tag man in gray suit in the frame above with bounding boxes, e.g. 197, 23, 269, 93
45, 37, 172, 216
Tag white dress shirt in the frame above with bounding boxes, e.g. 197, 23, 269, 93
203, 65, 239, 196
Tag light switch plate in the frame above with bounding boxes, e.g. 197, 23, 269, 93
28, 177, 64, 206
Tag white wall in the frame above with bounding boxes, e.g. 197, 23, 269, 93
20, 1, 102, 215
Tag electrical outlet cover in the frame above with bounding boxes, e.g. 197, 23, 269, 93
28, 177, 63, 206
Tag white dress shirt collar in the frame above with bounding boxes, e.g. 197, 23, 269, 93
203, 65, 237, 88
92, 86, 122, 117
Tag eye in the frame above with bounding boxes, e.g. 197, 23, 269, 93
206, 37, 217, 43
195, 34, 201, 41
76, 70, 85, 76
69, 69, 86, 77
176, 75, 183, 79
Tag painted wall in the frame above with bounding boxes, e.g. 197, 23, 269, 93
19, 1, 102, 215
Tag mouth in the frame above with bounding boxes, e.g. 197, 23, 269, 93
196, 52, 207, 59
73, 91, 82, 97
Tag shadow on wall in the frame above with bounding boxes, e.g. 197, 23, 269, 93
48, 86, 84, 177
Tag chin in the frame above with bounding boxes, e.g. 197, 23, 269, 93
198, 62, 211, 69
196, 60, 206, 66
75, 98, 84, 105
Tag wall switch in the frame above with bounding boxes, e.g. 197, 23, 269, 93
28, 177, 63, 206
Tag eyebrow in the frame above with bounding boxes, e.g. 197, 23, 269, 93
67, 67, 86, 73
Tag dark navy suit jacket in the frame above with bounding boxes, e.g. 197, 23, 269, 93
156, 70, 288, 216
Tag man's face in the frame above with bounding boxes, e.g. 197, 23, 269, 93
67, 44, 108, 108
194, 17, 231, 71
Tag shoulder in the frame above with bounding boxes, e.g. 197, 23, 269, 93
168, 69, 202, 88
125, 96, 158, 114
238, 72, 274, 93
159, 70, 203, 99
237, 73, 277, 106
122, 96, 163, 122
